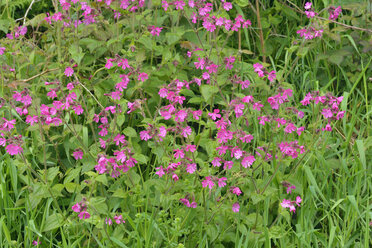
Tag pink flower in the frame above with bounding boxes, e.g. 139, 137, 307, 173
172, 173, 179, 181
218, 177, 227, 188
32, 239, 41, 246
73, 149, 83, 160
158, 126, 167, 139
105, 218, 113, 225
322, 108, 333, 119
114, 215, 125, 224
295, 196, 302, 206
296, 126, 305, 136
252, 102, 264, 111
304, 2, 312, 10
336, 111, 345, 120
140, 130, 151, 141
6, 144, 23, 155
174, 149, 185, 159
211, 157, 222, 167
208, 109, 221, 120
175, 109, 188, 122
174, 0, 185, 10
149, 26, 163, 36
105, 58, 115, 69
267, 71, 276, 82
64, 67, 74, 77
192, 110, 202, 120
281, 196, 302, 213
329, 6, 342, 20
181, 126, 192, 137
138, 72, 148, 82
186, 163, 197, 174
231, 187, 242, 196
224, 161, 233, 170
0, 47, 5, 55
232, 202, 240, 213
162, 0, 169, 11
284, 123, 297, 134
241, 155, 255, 168
159, 88, 168, 98
99, 138, 107, 148
223, 2, 232, 11
72, 203, 81, 212
323, 123, 332, 131
155, 166, 165, 178
286, 184, 296, 194
201, 176, 215, 189
78, 210, 91, 219
66, 83, 74, 90
180, 198, 190, 207
111, 91, 122, 100
253, 63, 264, 77
117, 58, 129, 70
73, 105, 84, 115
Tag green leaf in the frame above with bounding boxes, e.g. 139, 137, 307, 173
166, 32, 183, 46
90, 197, 108, 214
133, 154, 148, 164
42, 214, 64, 232
200, 85, 218, 102
123, 127, 137, 137
234, 0, 249, 7
251, 193, 265, 205
65, 182, 79, 193
64, 167, 82, 184
96, 174, 108, 186
110, 237, 129, 248
138, 36, 153, 50
69, 45, 85, 65
47, 167, 60, 182
80, 38, 104, 52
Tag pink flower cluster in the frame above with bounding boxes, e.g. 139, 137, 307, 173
278, 141, 305, 159
95, 149, 138, 178
155, 144, 198, 181
297, 27, 323, 40
180, 195, 197, 208
105, 214, 125, 225
253, 63, 277, 82
281, 196, 302, 213
328, 6, 342, 20
6, 25, 27, 39
304, 2, 317, 18
72, 200, 91, 219
32, 238, 41, 246
148, 26, 163, 36
161, 0, 251, 33
301, 91, 345, 131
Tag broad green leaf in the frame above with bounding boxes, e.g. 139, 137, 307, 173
201, 85, 218, 102
42, 214, 64, 232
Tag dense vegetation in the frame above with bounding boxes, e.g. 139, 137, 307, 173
0, 0, 371, 247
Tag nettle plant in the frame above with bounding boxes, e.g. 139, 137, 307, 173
0, 0, 346, 246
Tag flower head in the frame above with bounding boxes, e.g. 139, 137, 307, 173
64, 67, 74, 77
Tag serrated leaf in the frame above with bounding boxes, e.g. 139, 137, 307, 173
96, 174, 108, 186
89, 197, 108, 214
132, 154, 148, 164
47, 167, 60, 182
64, 167, 82, 184
123, 127, 137, 137
200, 85, 218, 102
42, 214, 64, 232
65, 182, 79, 193
69, 45, 85, 65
